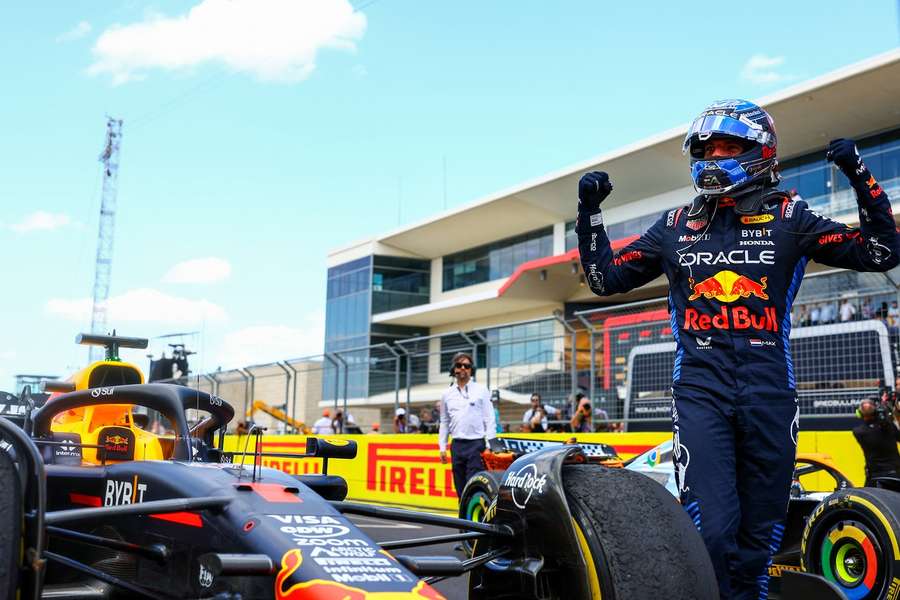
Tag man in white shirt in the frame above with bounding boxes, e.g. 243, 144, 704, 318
311, 409, 334, 435
840, 299, 857, 322
439, 351, 497, 499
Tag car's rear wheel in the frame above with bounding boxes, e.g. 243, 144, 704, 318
802, 488, 900, 600
562, 464, 718, 600
458, 470, 502, 553
0, 448, 22, 600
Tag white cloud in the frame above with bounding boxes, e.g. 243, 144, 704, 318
9, 211, 72, 233
88, 0, 367, 84
46, 288, 227, 324
57, 21, 92, 43
213, 312, 324, 369
740, 54, 792, 85
163, 257, 232, 284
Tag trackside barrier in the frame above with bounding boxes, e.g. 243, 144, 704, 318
225, 431, 871, 512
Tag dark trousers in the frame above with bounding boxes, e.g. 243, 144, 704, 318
451, 438, 485, 499
673, 386, 797, 600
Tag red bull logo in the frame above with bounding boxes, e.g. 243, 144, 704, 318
688, 271, 768, 302
107, 435, 128, 446
684, 306, 779, 332
275, 549, 445, 600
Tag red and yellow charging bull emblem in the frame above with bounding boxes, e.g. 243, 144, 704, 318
688, 271, 768, 302
685, 271, 777, 332
275, 549, 445, 600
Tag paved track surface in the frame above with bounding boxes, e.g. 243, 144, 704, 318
347, 513, 469, 600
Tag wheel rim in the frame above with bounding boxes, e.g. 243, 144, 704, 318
820, 521, 881, 600
465, 491, 489, 522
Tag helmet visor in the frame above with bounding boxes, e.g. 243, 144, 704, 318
682, 114, 773, 155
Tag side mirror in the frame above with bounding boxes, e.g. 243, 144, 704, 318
306, 437, 357, 460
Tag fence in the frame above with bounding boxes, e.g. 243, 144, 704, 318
155, 268, 900, 433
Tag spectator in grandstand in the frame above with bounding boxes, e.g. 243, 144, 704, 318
820, 301, 836, 324
438, 351, 497, 501
862, 300, 874, 320
840, 298, 857, 322
889, 301, 899, 326
311, 409, 334, 435
577, 98, 900, 599
570, 395, 593, 433
522, 393, 549, 432
419, 406, 438, 434
393, 408, 409, 433
525, 406, 548, 433
368, 422, 380, 434
853, 398, 900, 487
810, 303, 821, 326
796, 305, 810, 327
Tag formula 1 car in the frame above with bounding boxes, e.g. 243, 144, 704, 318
0, 334, 721, 599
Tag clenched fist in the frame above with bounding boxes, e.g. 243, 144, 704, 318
826, 138, 864, 179
578, 171, 613, 212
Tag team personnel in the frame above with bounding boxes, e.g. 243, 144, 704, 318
853, 398, 900, 487
439, 351, 497, 499
576, 99, 900, 599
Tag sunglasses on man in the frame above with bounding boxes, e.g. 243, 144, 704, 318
454, 362, 472, 370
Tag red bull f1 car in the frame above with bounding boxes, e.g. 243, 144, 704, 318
1, 334, 722, 599
0, 333, 862, 599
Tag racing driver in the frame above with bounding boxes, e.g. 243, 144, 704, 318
576, 99, 900, 599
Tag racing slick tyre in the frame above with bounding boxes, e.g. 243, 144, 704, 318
0, 448, 21, 600
802, 487, 900, 600
563, 464, 718, 600
458, 470, 502, 554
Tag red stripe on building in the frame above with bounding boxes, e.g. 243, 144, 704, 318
498, 235, 642, 296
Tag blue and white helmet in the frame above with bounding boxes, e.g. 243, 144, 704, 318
683, 99, 778, 196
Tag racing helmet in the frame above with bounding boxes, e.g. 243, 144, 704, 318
683, 99, 778, 196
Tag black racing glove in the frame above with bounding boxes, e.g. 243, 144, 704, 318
578, 171, 613, 212
826, 138, 866, 182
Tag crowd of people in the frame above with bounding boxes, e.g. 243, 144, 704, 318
793, 298, 900, 327
520, 391, 623, 433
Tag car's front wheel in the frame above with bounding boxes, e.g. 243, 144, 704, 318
458, 470, 502, 553
562, 464, 718, 600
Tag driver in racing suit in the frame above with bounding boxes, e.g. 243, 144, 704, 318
576, 99, 900, 599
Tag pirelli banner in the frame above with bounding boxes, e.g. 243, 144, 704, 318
224, 432, 871, 513
223, 433, 667, 512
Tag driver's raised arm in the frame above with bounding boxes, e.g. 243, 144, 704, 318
575, 171, 665, 296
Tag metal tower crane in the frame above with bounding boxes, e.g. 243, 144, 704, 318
89, 117, 123, 362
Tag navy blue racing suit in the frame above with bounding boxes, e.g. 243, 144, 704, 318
577, 172, 899, 599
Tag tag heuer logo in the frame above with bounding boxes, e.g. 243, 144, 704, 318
686, 219, 707, 231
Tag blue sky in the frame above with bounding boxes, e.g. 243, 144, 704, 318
1, 0, 898, 390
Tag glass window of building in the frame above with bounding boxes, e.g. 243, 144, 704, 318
485, 320, 556, 368
371, 256, 430, 315
443, 227, 553, 291
324, 256, 373, 401
780, 127, 900, 220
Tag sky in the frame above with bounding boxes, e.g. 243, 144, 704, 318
1, 0, 898, 391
